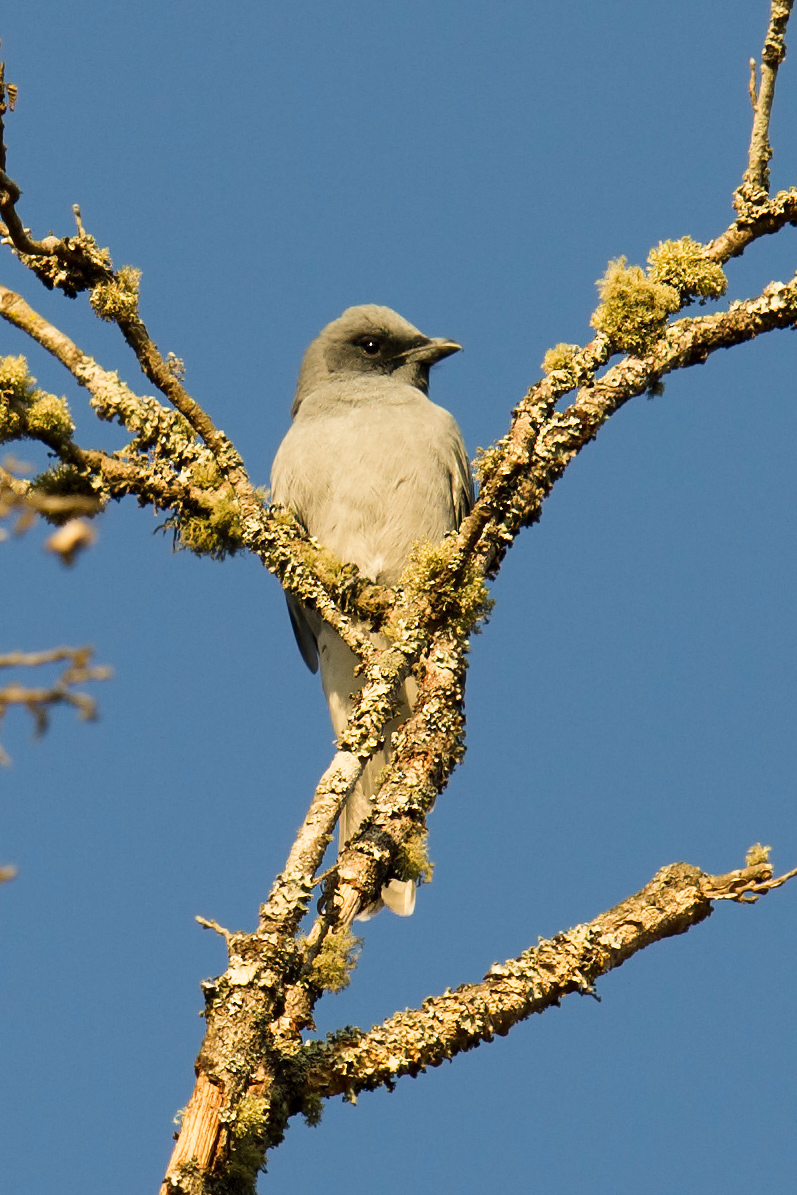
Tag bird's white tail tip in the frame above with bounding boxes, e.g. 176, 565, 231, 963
381, 878, 417, 917
355, 878, 417, 921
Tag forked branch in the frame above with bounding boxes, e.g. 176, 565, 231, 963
0, 3, 795, 1193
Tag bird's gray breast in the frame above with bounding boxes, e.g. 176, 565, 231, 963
271, 379, 468, 585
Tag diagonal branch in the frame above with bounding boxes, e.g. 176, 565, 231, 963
460, 274, 797, 585
0, 283, 384, 663
303, 857, 797, 1103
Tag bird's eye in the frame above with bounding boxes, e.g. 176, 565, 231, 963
355, 337, 381, 357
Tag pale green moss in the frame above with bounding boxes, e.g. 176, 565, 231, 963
647, 236, 727, 301
307, 928, 362, 993
188, 458, 223, 489
591, 257, 680, 356
542, 342, 580, 374
90, 265, 141, 322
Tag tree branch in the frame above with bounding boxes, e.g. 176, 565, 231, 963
742, 0, 794, 198
1, 5, 795, 1192
302, 856, 797, 1103
0, 646, 111, 763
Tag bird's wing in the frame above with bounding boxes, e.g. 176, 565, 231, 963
450, 425, 475, 525
285, 592, 319, 674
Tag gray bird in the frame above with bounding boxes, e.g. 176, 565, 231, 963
271, 304, 473, 916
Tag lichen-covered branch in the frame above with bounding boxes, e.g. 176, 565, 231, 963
1, 461, 98, 530
1, 4, 796, 1194
302, 855, 796, 1102
0, 286, 385, 660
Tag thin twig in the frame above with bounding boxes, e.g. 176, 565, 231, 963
0, 646, 111, 762
741, 0, 794, 198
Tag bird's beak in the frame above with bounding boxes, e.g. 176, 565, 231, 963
398, 338, 462, 366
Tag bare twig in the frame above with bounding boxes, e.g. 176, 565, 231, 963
0, 646, 111, 763
741, 0, 794, 198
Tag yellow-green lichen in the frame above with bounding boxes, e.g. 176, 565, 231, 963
31, 464, 102, 523
175, 487, 244, 559
188, 459, 223, 490
0, 355, 34, 439
473, 444, 502, 485
307, 928, 362, 993
26, 392, 74, 439
0, 401, 22, 441
542, 342, 580, 374
591, 257, 680, 356
647, 236, 727, 301
0, 355, 73, 444
0, 354, 35, 401
16, 235, 113, 298
745, 842, 772, 867
90, 265, 142, 322
397, 829, 434, 884
395, 539, 493, 638
229, 1094, 270, 1185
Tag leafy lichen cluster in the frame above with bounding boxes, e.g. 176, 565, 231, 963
648, 236, 727, 301
473, 443, 504, 485
397, 829, 434, 884
394, 539, 493, 640
174, 486, 244, 559
590, 257, 680, 356
591, 239, 726, 358
90, 375, 199, 466
228, 1094, 270, 1186
0, 355, 74, 444
542, 342, 580, 374
307, 928, 362, 993
15, 233, 113, 298
90, 265, 141, 323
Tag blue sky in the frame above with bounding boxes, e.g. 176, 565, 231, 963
2, 2, 796, 1192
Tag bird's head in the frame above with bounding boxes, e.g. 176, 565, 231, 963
293, 304, 461, 414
